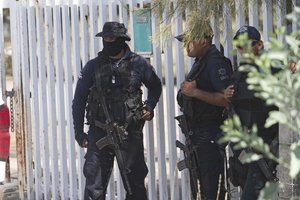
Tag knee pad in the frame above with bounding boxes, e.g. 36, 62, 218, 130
83, 158, 99, 178
85, 189, 106, 200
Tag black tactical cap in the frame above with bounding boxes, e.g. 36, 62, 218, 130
234, 25, 261, 41
96, 21, 131, 41
175, 25, 214, 43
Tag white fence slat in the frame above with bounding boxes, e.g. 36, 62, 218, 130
211, 14, 221, 51
129, 0, 135, 50
248, 0, 259, 28
276, 0, 286, 41
262, 0, 273, 43
0, 8, 4, 90
53, 5, 69, 199
9, 1, 20, 88
79, 4, 90, 198
292, 0, 299, 32
36, 5, 51, 199
28, 6, 42, 200
109, 1, 117, 21
71, 6, 81, 91
116, 167, 125, 200
20, 6, 34, 199
151, 7, 168, 200
62, 5, 78, 199
223, 0, 233, 63
235, 0, 245, 65
163, 7, 179, 200
235, 0, 245, 29
98, 1, 107, 50
107, 167, 115, 200
45, 6, 60, 200
173, 8, 190, 200
10, 2, 27, 199
118, 1, 128, 24
71, 4, 86, 199
80, 4, 89, 65
89, 0, 98, 58
144, 85, 156, 200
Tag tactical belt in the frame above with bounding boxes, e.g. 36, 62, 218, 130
192, 118, 223, 125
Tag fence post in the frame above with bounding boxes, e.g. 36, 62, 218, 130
162, 3, 179, 199
10, 0, 24, 197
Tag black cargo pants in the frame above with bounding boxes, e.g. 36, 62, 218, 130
190, 124, 226, 200
83, 130, 148, 200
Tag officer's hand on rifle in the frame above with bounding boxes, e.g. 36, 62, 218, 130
75, 132, 88, 148
142, 105, 154, 121
181, 80, 197, 97
224, 85, 235, 102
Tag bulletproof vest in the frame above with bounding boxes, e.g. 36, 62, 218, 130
177, 50, 231, 123
86, 54, 144, 129
231, 63, 274, 130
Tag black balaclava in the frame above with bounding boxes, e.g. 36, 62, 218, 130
103, 37, 126, 56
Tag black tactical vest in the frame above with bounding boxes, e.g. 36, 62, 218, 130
177, 51, 232, 124
231, 64, 276, 131
86, 54, 144, 130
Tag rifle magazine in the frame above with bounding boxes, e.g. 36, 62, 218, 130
177, 159, 187, 171
96, 136, 114, 150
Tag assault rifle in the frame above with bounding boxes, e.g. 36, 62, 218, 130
94, 91, 133, 195
175, 114, 200, 199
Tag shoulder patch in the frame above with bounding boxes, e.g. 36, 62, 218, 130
218, 67, 226, 76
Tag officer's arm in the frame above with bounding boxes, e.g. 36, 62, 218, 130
72, 61, 94, 135
182, 60, 232, 107
139, 57, 162, 110
181, 80, 229, 107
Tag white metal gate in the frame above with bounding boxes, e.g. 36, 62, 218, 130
0, 0, 298, 199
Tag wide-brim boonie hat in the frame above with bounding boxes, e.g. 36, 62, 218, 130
96, 21, 131, 41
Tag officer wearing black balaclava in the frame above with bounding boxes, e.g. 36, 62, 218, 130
72, 21, 162, 200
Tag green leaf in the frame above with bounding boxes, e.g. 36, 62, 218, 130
267, 51, 288, 61
239, 152, 262, 164
258, 182, 279, 200
289, 143, 300, 178
265, 111, 287, 128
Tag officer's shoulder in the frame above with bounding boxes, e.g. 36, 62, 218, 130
81, 57, 99, 74
131, 53, 148, 64
206, 55, 229, 66
87, 57, 99, 66
131, 54, 152, 70
207, 55, 231, 66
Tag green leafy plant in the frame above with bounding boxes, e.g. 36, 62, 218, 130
220, 7, 300, 199
151, 0, 235, 46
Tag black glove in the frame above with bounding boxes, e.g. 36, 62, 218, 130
75, 132, 88, 147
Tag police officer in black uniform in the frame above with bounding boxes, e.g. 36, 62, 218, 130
72, 21, 162, 200
175, 26, 232, 200
229, 26, 279, 200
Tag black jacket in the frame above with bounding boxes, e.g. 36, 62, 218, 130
72, 44, 162, 135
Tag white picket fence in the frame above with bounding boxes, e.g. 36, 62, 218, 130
0, 0, 298, 199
